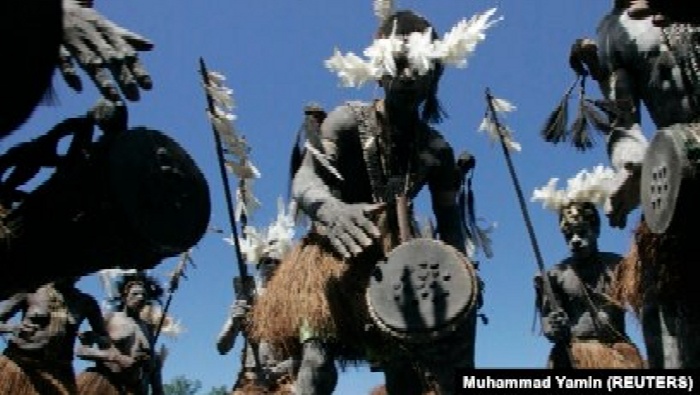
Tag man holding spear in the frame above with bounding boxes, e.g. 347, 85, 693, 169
200, 59, 297, 394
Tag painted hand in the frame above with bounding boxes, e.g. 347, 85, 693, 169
215, 300, 248, 355
317, 202, 383, 259
61, 0, 153, 101
544, 309, 570, 342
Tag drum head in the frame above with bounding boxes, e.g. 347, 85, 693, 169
107, 128, 211, 256
367, 238, 477, 342
641, 127, 688, 234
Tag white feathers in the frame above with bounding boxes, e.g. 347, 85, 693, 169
203, 69, 261, 222
437, 8, 501, 68
325, 49, 382, 88
479, 95, 521, 152
225, 197, 297, 265
406, 28, 441, 76
325, 8, 501, 88
531, 165, 617, 212
373, 0, 394, 23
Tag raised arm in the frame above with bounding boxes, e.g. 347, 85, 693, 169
595, 13, 648, 172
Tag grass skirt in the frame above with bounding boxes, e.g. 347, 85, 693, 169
612, 218, 698, 316
250, 232, 385, 362
76, 366, 142, 395
548, 340, 646, 368
0, 349, 76, 395
231, 374, 295, 395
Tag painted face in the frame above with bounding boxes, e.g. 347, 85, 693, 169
125, 283, 147, 311
380, 56, 434, 104
562, 222, 597, 258
559, 203, 599, 258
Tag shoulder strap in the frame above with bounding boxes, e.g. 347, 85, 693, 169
573, 266, 631, 343
347, 102, 386, 203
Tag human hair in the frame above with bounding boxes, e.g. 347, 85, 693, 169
114, 272, 164, 309
376, 10, 447, 124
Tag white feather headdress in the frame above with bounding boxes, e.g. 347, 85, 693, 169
531, 164, 616, 212
325, 7, 501, 88
224, 197, 296, 265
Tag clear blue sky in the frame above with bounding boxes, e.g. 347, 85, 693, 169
2, 1, 649, 394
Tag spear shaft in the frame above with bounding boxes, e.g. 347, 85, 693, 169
198, 57, 264, 380
485, 88, 574, 366
198, 57, 250, 281
152, 250, 190, 346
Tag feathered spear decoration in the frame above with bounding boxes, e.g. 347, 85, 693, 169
152, 250, 193, 343
199, 58, 257, 282
484, 88, 576, 361
201, 61, 261, 226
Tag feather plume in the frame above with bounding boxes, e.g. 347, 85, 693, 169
373, 0, 394, 23
225, 197, 296, 264
541, 77, 577, 144
581, 99, 611, 134
531, 165, 616, 212
202, 66, 262, 225
570, 101, 593, 151
591, 98, 626, 120
325, 8, 501, 88
480, 95, 522, 152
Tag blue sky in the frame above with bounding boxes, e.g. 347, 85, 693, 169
2, 1, 650, 394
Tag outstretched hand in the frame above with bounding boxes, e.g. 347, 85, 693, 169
317, 202, 383, 259
61, 0, 153, 101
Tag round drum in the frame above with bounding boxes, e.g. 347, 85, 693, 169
641, 123, 700, 233
1, 128, 210, 298
366, 238, 478, 343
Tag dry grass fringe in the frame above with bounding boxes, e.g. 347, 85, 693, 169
76, 370, 127, 395
611, 237, 644, 316
613, 218, 700, 316
232, 376, 295, 395
250, 233, 379, 360
568, 341, 646, 368
0, 353, 76, 395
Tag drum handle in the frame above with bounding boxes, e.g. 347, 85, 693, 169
395, 195, 412, 243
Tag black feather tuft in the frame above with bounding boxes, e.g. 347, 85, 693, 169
571, 102, 594, 151
581, 99, 612, 135
541, 98, 569, 144
541, 77, 578, 144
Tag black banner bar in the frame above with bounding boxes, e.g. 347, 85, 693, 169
454, 369, 698, 394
